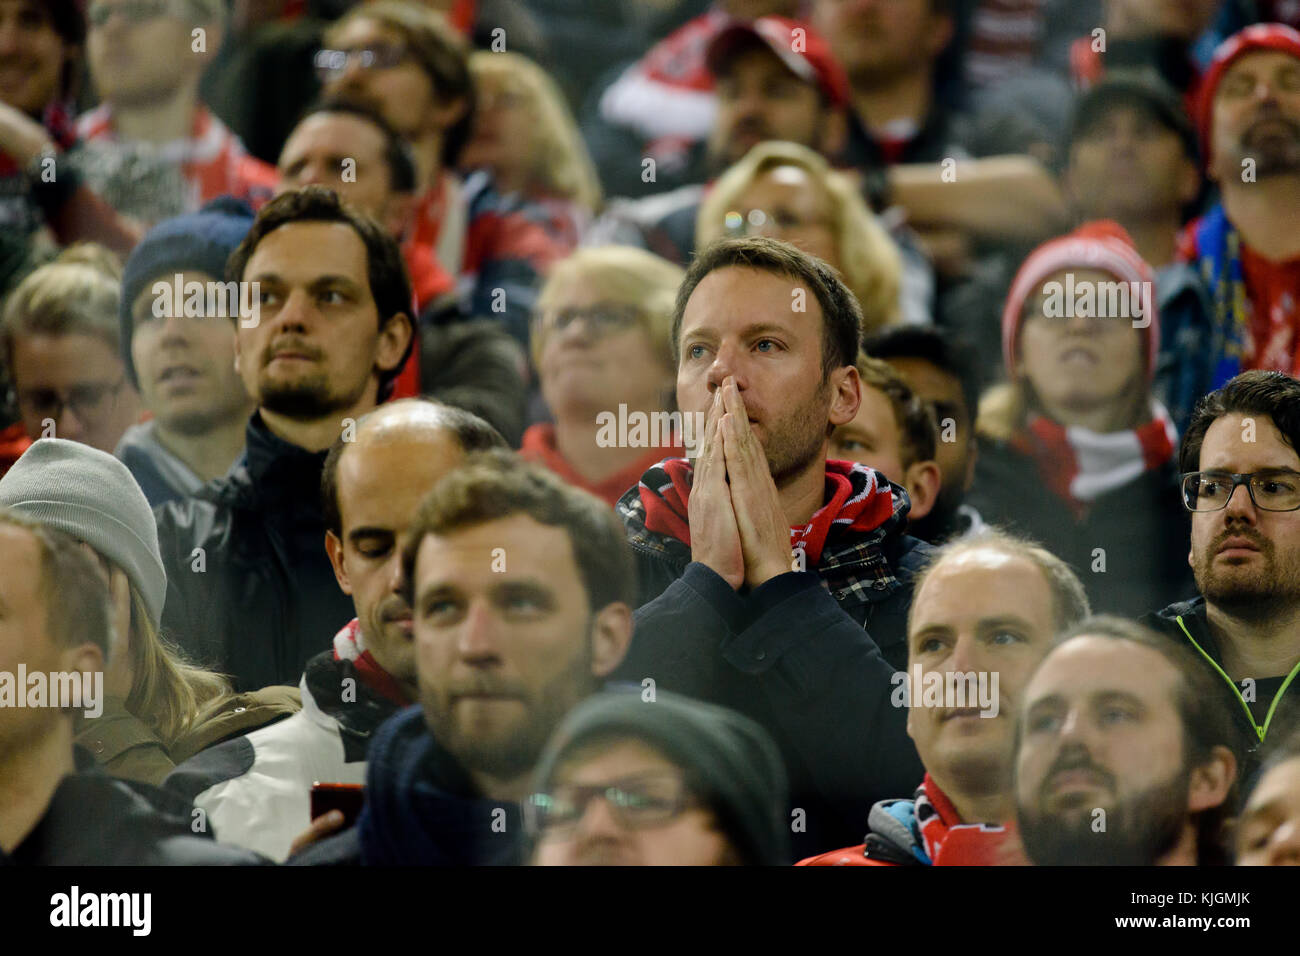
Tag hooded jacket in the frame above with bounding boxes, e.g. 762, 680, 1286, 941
164, 623, 405, 862
154, 412, 357, 691
613, 473, 928, 857
1143, 596, 1300, 763
288, 706, 525, 866
1, 748, 266, 866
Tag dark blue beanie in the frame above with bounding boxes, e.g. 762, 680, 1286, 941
119, 196, 257, 387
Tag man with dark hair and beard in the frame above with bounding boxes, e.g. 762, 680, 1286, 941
291, 452, 635, 865
154, 186, 414, 691
1143, 370, 1300, 764
1015, 616, 1240, 867
615, 236, 928, 858
1179, 24, 1300, 382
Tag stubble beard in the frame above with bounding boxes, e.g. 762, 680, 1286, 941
420, 628, 597, 785
1193, 533, 1300, 618
763, 381, 834, 487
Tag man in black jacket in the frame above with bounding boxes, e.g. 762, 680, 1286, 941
154, 186, 415, 691
614, 236, 927, 856
0, 509, 261, 865
1143, 371, 1300, 764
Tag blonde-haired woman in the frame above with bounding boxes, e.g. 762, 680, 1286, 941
696, 141, 910, 333
0, 437, 226, 783
968, 221, 1193, 619
0, 437, 298, 784
459, 50, 602, 245
522, 246, 686, 507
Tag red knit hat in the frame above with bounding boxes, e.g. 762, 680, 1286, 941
1197, 22, 1300, 169
1001, 221, 1160, 382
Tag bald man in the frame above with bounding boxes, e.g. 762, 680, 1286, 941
163, 400, 506, 861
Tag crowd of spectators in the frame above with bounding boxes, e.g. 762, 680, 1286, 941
2, 0, 1300, 869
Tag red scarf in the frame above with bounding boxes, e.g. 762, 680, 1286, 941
520, 423, 684, 508
638, 458, 896, 567
916, 774, 1019, 866
333, 619, 410, 706
1012, 407, 1177, 520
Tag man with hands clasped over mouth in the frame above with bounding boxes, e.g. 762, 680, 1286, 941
615, 236, 928, 861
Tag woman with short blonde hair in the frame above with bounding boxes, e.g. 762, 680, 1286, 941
522, 246, 686, 507
696, 141, 903, 332
461, 51, 602, 218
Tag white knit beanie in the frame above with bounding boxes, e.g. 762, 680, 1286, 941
0, 439, 167, 629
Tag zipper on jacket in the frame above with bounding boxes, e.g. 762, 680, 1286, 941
1176, 615, 1300, 744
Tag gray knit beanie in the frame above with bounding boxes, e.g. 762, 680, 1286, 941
0, 439, 167, 629
529, 690, 791, 865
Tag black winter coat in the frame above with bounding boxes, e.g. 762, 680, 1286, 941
154, 413, 356, 691
613, 480, 929, 859
1, 749, 266, 865
967, 436, 1196, 618
1143, 597, 1300, 773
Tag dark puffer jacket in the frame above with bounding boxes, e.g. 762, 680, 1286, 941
154, 412, 356, 691
2, 749, 266, 866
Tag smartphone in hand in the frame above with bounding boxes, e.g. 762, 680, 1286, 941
309, 782, 366, 829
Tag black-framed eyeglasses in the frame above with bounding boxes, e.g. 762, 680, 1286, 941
1180, 470, 1300, 513
13, 378, 129, 426
314, 44, 410, 81
524, 771, 696, 836
542, 304, 643, 337
87, 0, 172, 28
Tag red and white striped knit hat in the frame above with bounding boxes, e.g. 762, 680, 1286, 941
1001, 220, 1161, 383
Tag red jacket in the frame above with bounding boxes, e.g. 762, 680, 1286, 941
797, 774, 1024, 866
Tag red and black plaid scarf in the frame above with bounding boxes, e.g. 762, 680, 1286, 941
1011, 406, 1177, 521
637, 458, 896, 567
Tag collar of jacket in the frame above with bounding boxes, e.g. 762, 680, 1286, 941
358, 705, 525, 865
617, 476, 911, 603
239, 411, 332, 509
73, 698, 168, 774
1151, 596, 1220, 662
303, 650, 402, 749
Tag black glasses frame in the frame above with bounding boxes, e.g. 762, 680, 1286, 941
1179, 470, 1300, 514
